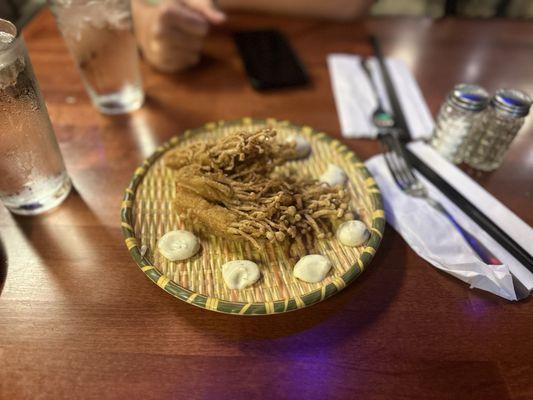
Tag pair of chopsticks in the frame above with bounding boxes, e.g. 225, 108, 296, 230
369, 35, 533, 274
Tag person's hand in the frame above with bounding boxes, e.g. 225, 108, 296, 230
132, 0, 226, 73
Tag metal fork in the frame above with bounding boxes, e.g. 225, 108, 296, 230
361, 58, 502, 266
361, 58, 529, 299
379, 132, 530, 299
380, 132, 502, 264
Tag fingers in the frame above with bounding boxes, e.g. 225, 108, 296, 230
131, 0, 221, 72
151, 26, 204, 53
145, 36, 201, 72
160, 2, 210, 37
183, 0, 226, 24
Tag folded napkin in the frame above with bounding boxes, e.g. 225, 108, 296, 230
366, 142, 533, 301
327, 54, 434, 139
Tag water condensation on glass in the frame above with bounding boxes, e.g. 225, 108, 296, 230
0, 19, 71, 215
430, 83, 489, 164
0, 30, 15, 48
50, 0, 143, 114
464, 89, 531, 171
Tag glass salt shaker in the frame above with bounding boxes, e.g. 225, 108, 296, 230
430, 84, 489, 163
463, 89, 531, 172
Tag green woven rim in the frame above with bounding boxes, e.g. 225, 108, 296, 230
120, 118, 385, 315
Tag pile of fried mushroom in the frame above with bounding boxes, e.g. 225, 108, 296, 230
164, 128, 354, 258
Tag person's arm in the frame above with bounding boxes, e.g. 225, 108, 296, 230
218, 0, 374, 20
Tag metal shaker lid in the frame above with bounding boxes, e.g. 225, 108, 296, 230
449, 83, 489, 111
492, 89, 531, 117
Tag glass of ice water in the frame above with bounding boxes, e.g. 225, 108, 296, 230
50, 0, 144, 115
0, 19, 72, 215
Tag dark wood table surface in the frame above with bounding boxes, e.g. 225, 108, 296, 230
1, 9, 532, 400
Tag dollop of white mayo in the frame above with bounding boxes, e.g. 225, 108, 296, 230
336, 220, 370, 247
222, 260, 261, 290
319, 164, 347, 186
286, 135, 311, 159
293, 254, 332, 283
158, 230, 200, 261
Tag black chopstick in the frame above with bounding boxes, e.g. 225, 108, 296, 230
369, 36, 410, 142
369, 35, 533, 273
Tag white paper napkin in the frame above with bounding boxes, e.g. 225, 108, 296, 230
327, 53, 434, 139
365, 142, 533, 301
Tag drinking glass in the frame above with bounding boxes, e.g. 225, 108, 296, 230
0, 19, 71, 215
50, 0, 144, 115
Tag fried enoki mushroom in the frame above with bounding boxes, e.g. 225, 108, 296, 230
165, 129, 352, 257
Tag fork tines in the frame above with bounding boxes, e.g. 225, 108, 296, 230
379, 132, 420, 193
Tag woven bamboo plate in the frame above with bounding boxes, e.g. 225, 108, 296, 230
121, 118, 384, 315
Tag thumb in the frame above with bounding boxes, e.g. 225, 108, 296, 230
183, 0, 226, 24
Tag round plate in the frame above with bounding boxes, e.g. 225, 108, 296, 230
121, 118, 385, 315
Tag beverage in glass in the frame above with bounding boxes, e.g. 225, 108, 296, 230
50, 0, 144, 114
0, 19, 71, 215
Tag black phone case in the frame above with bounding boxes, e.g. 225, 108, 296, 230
233, 29, 310, 91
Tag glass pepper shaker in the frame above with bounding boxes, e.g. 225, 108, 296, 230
463, 89, 531, 172
430, 83, 489, 163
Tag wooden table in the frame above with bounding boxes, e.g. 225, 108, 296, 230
1, 10, 532, 400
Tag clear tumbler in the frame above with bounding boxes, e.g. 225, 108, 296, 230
0, 19, 71, 215
50, 0, 144, 114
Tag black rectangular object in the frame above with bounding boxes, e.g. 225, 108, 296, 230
233, 29, 310, 91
